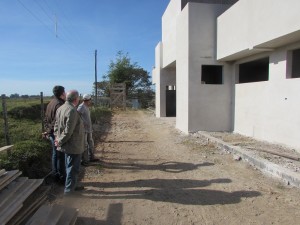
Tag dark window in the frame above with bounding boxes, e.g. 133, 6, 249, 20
238, 58, 269, 83
291, 49, 300, 78
201, 65, 223, 85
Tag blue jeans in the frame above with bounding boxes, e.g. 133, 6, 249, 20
64, 153, 81, 193
49, 134, 65, 179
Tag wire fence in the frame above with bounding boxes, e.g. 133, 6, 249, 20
0, 93, 45, 147
1, 93, 154, 147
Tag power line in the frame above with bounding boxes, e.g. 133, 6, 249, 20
52, 0, 92, 53
17, 0, 55, 36
42, 0, 95, 59
17, 0, 93, 61
33, 0, 55, 23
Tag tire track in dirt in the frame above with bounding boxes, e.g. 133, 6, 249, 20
54, 110, 300, 225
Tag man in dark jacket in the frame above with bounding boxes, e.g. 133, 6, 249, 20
44, 85, 66, 184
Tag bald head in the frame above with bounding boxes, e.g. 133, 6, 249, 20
66, 90, 79, 104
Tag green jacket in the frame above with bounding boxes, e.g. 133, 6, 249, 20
54, 101, 84, 154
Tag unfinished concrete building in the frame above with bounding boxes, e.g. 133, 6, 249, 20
152, 0, 300, 149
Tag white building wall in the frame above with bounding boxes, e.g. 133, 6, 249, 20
153, 42, 162, 116
217, 0, 300, 149
152, 0, 179, 118
185, 3, 233, 132
162, 0, 181, 68
153, 42, 176, 117
155, 0, 300, 150
176, 4, 189, 132
234, 42, 300, 149
217, 0, 300, 60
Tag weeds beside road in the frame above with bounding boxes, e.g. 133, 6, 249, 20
0, 97, 111, 179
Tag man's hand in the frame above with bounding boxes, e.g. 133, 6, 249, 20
42, 132, 49, 140
54, 139, 62, 151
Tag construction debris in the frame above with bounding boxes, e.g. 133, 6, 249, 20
25, 204, 78, 225
0, 169, 79, 225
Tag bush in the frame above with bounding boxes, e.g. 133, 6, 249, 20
7, 104, 45, 120
0, 140, 51, 178
1, 118, 42, 146
90, 106, 112, 124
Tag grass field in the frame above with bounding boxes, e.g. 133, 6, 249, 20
0, 96, 111, 178
0, 97, 51, 146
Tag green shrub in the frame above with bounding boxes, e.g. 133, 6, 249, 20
0, 140, 51, 178
7, 104, 45, 120
90, 106, 112, 124
2, 118, 42, 145
0, 98, 53, 178
0, 102, 112, 179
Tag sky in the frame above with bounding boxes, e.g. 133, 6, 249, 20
0, 0, 170, 96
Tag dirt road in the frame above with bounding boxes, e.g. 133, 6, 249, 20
56, 110, 300, 225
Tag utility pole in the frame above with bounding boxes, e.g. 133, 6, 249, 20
40, 92, 45, 132
55, 14, 58, 38
95, 49, 98, 106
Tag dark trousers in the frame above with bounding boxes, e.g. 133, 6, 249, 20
49, 134, 66, 180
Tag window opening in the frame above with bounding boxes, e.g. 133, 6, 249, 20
238, 57, 269, 83
201, 65, 223, 84
288, 48, 300, 79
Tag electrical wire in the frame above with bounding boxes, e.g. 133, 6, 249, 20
33, 0, 55, 23
17, 0, 93, 62
17, 0, 55, 36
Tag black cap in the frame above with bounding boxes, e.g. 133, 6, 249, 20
52, 85, 65, 98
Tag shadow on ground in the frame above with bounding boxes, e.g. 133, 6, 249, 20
81, 178, 261, 205
76, 203, 123, 225
99, 161, 214, 173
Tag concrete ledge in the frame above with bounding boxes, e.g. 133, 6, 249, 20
197, 131, 300, 188
0, 145, 13, 154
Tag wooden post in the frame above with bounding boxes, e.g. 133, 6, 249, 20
40, 92, 45, 132
94, 49, 98, 106
1, 94, 11, 148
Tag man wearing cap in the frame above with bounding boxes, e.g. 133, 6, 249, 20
77, 94, 99, 166
44, 85, 66, 184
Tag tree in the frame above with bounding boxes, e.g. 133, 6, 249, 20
103, 51, 154, 108
105, 51, 152, 97
21, 95, 29, 99
10, 93, 20, 98
94, 79, 110, 97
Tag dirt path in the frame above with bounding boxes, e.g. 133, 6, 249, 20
56, 110, 300, 225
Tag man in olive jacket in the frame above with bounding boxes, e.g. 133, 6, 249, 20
54, 90, 85, 195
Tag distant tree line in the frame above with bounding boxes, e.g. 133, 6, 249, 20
5, 94, 42, 99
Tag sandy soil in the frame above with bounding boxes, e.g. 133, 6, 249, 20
53, 110, 300, 225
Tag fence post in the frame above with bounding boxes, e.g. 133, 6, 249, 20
1, 94, 11, 149
40, 92, 45, 132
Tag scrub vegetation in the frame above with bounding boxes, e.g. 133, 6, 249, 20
0, 97, 111, 178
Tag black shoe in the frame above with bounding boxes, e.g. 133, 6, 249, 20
81, 161, 89, 167
52, 174, 65, 185
74, 185, 85, 191
64, 192, 80, 198
57, 178, 65, 186
89, 158, 100, 162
